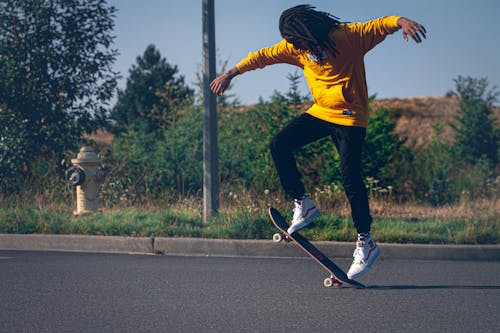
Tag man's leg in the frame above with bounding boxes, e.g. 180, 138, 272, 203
331, 125, 372, 233
269, 113, 329, 199
269, 114, 328, 233
330, 124, 380, 279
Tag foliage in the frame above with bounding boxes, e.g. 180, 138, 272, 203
449, 76, 499, 165
414, 123, 457, 205
110, 44, 193, 133
447, 75, 499, 105
0, 151, 71, 206
0, 104, 29, 192
102, 105, 203, 205
404, 76, 499, 205
1, 202, 498, 243
103, 44, 199, 204
160, 105, 203, 197
363, 107, 406, 184
219, 92, 295, 194
0, 0, 119, 193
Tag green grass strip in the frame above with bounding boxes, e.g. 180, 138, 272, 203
0, 207, 498, 244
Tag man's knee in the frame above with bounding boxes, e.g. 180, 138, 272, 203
269, 134, 285, 154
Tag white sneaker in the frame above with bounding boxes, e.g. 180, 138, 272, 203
347, 239, 380, 280
287, 197, 320, 234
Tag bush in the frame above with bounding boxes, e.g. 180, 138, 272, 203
363, 107, 406, 188
0, 105, 29, 192
102, 106, 202, 206
219, 93, 295, 194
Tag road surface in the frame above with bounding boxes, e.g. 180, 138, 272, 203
0, 251, 499, 332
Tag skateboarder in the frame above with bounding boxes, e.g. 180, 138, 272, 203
210, 5, 426, 279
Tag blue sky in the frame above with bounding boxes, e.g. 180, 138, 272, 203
109, 0, 500, 105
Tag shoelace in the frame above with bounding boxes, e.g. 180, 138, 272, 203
292, 200, 302, 213
291, 200, 305, 224
353, 247, 366, 264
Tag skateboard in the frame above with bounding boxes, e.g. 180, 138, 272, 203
268, 207, 365, 288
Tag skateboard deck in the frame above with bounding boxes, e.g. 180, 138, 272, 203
268, 207, 365, 288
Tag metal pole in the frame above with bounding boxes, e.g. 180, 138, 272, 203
202, 0, 218, 222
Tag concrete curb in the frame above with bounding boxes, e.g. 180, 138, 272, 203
0, 234, 153, 254
155, 237, 500, 261
1, 234, 499, 261
155, 237, 304, 258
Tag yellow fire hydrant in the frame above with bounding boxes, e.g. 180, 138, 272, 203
65, 146, 103, 215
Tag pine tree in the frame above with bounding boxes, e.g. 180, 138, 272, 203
110, 45, 193, 133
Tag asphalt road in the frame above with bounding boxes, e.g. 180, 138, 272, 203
0, 251, 499, 333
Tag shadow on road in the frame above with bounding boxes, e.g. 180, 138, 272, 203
367, 285, 500, 290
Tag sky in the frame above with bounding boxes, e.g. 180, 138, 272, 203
108, 0, 500, 105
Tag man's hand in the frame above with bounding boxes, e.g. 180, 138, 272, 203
210, 67, 240, 96
397, 17, 427, 43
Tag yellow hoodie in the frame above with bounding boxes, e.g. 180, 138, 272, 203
235, 16, 401, 128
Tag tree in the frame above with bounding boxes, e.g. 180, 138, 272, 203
0, 0, 119, 158
362, 107, 405, 183
286, 70, 310, 106
110, 44, 193, 133
449, 76, 499, 165
0, 103, 29, 192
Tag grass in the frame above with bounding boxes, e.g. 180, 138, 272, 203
0, 195, 498, 244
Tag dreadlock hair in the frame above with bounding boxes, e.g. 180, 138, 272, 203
279, 5, 341, 61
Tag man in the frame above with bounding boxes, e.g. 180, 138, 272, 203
210, 5, 426, 279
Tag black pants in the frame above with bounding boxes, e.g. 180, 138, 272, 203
269, 113, 372, 234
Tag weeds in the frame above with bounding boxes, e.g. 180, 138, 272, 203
1, 189, 498, 244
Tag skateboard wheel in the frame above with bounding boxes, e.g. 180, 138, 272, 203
324, 277, 342, 288
272, 233, 283, 242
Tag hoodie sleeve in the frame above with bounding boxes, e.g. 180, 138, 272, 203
235, 39, 303, 74
346, 16, 401, 54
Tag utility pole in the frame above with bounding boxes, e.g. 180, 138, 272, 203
202, 0, 218, 222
